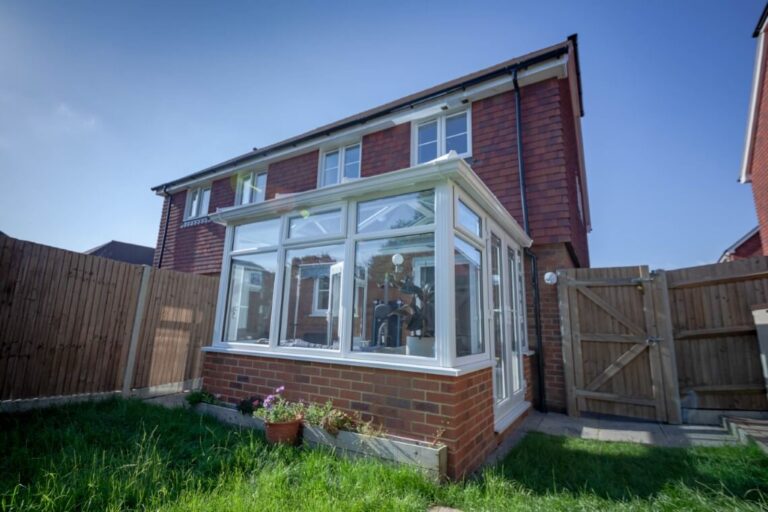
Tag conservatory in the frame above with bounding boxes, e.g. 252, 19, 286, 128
207, 154, 532, 419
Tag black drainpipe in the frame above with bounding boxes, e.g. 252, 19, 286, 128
157, 186, 172, 269
512, 67, 547, 412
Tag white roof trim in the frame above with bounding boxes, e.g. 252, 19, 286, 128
209, 154, 533, 248
741, 30, 766, 184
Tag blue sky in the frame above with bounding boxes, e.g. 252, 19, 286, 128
0, 0, 763, 269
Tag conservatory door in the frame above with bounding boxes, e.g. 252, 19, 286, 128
487, 220, 526, 428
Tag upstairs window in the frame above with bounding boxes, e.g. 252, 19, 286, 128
320, 143, 361, 188
414, 110, 471, 165
238, 171, 267, 205
185, 185, 211, 220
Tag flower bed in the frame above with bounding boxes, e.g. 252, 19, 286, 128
189, 388, 447, 478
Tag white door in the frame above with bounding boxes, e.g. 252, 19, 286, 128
487, 220, 526, 427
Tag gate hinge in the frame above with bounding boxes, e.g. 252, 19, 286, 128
646, 336, 661, 345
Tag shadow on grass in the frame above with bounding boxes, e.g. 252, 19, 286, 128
491, 432, 768, 503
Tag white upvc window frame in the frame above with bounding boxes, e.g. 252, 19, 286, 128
209, 158, 530, 376
236, 170, 268, 206
184, 184, 212, 220
318, 142, 362, 188
309, 264, 331, 317
411, 108, 472, 166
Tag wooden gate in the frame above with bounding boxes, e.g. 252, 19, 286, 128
558, 266, 682, 423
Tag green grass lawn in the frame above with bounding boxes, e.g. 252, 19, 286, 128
1, 399, 767, 511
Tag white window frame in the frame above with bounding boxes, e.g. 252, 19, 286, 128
411, 108, 472, 166
318, 142, 362, 188
236, 170, 268, 206
184, 185, 212, 220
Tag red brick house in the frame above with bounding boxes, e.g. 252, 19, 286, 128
151, 36, 590, 478
738, 3, 768, 258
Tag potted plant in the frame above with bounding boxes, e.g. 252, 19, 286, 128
388, 276, 435, 357
255, 386, 304, 445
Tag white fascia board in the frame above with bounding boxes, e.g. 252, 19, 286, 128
209, 155, 533, 248
161, 56, 569, 195
741, 30, 766, 184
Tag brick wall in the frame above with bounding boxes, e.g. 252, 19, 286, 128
152, 176, 235, 274
751, 31, 768, 256
361, 124, 411, 177
265, 150, 320, 200
203, 351, 528, 479
725, 230, 763, 261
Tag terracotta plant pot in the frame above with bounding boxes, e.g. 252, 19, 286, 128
265, 419, 302, 445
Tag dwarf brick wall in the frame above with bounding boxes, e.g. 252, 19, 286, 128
726, 230, 764, 261
750, 31, 768, 256
361, 123, 411, 177
152, 176, 235, 274
203, 351, 529, 479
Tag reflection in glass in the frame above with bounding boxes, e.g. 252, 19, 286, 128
279, 243, 345, 349
289, 209, 342, 239
224, 251, 277, 344
352, 233, 435, 357
233, 218, 281, 251
455, 236, 484, 357
357, 190, 434, 234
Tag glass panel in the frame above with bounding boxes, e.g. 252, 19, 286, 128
187, 188, 199, 218
417, 120, 438, 163
344, 144, 361, 179
357, 190, 434, 234
279, 243, 345, 349
455, 236, 484, 357
322, 151, 340, 187
289, 209, 342, 239
200, 188, 211, 216
457, 200, 481, 237
445, 112, 467, 138
446, 132, 468, 155
516, 248, 527, 351
507, 247, 522, 393
254, 172, 267, 202
224, 251, 277, 344
240, 174, 253, 205
351, 233, 435, 358
491, 234, 507, 402
233, 218, 281, 251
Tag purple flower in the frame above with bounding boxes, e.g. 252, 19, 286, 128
264, 394, 276, 408
276, 386, 285, 394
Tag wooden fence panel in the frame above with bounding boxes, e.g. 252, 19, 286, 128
0, 234, 218, 402
667, 257, 768, 411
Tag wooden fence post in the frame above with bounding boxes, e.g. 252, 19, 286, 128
751, 304, 768, 401
557, 270, 579, 417
652, 270, 682, 424
122, 266, 152, 396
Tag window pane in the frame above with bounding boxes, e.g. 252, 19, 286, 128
457, 200, 481, 237
357, 190, 434, 234
352, 233, 435, 358
224, 251, 277, 344
233, 218, 281, 251
240, 174, 253, 205
188, 188, 199, 218
445, 112, 467, 138
322, 151, 340, 187
280, 243, 345, 349
288, 209, 342, 239
417, 141, 438, 164
446, 133, 468, 155
200, 188, 211, 216
254, 173, 267, 203
418, 120, 437, 143
491, 235, 507, 402
507, 247, 522, 393
455, 236, 484, 357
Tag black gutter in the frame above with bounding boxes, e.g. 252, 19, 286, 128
151, 43, 572, 192
512, 67, 547, 413
156, 186, 172, 269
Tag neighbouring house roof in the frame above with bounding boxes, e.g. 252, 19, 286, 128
85, 240, 155, 265
151, 36, 583, 193
719, 226, 761, 262
741, 3, 768, 183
